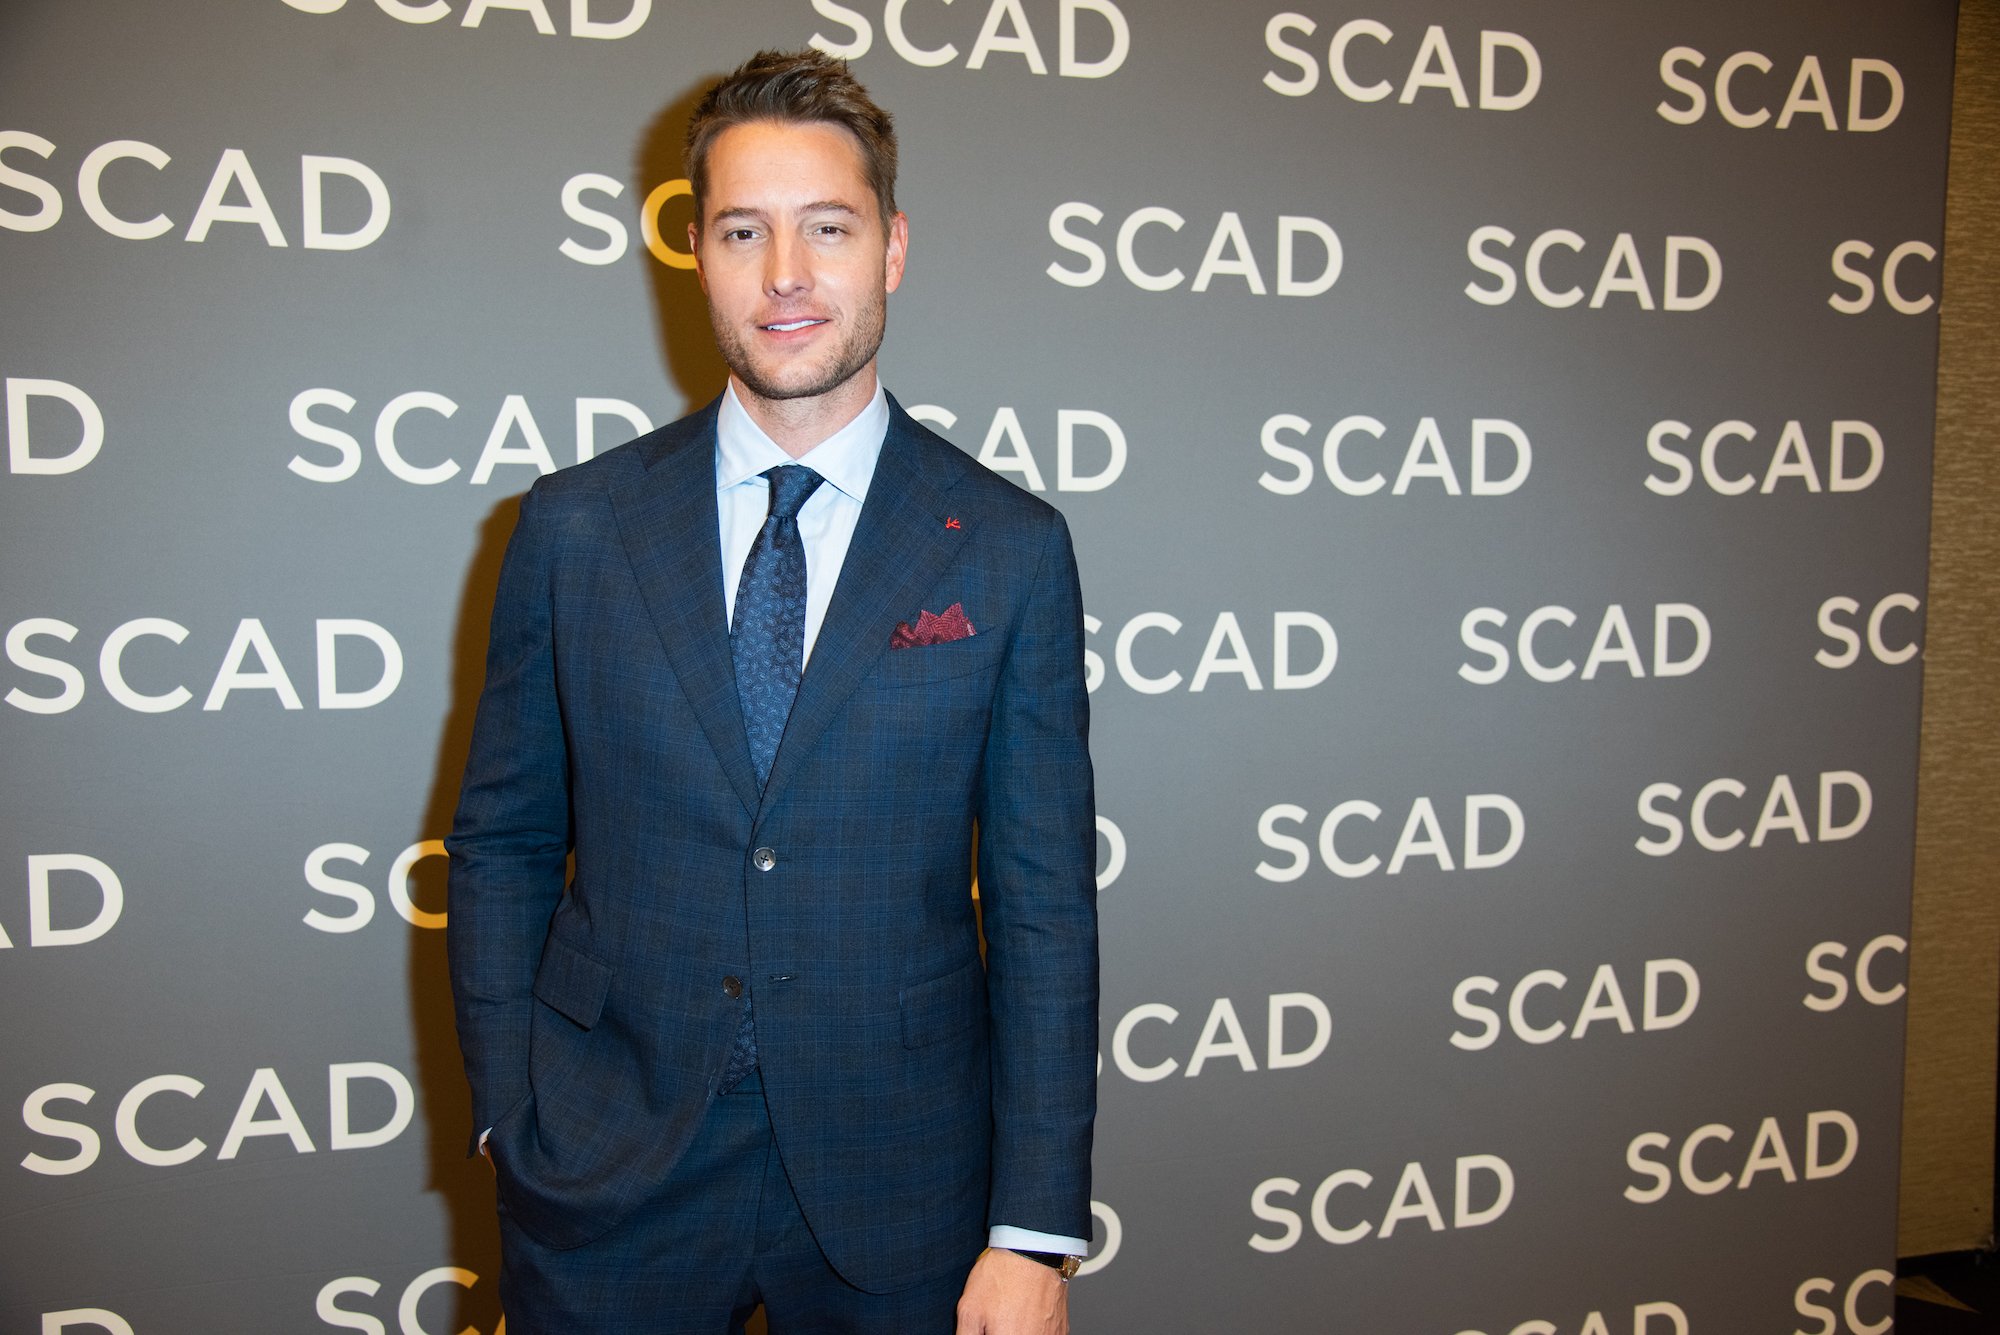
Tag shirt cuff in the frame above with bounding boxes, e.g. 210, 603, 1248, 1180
988, 1225, 1089, 1256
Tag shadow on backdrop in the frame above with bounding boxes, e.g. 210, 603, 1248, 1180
412, 493, 521, 1329
406, 67, 755, 1331
640, 78, 731, 412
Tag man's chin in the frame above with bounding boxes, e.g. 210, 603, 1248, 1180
731, 354, 878, 406
736, 372, 839, 403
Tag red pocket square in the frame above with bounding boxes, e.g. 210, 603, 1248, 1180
890, 602, 976, 649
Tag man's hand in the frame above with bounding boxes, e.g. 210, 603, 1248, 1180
956, 1248, 1069, 1335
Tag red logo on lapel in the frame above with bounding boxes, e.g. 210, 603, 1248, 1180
945, 517, 961, 529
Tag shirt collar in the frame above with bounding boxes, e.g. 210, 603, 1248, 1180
715, 380, 889, 504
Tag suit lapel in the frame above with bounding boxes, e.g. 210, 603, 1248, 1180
760, 403, 971, 806
609, 402, 764, 818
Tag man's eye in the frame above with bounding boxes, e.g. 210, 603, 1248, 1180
725, 228, 757, 242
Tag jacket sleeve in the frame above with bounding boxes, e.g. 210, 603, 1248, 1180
976, 506, 1099, 1239
444, 480, 573, 1145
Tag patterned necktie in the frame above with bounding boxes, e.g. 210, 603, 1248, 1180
732, 464, 824, 791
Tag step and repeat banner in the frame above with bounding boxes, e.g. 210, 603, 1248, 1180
0, 1, 1956, 1331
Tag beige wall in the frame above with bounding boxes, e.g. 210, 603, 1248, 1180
1901, 0, 2000, 1259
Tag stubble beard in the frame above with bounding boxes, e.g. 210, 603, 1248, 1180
713, 288, 889, 406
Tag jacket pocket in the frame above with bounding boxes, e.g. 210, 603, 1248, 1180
871, 634, 1005, 688
900, 956, 985, 1049
533, 935, 613, 1030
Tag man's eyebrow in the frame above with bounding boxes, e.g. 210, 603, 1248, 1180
707, 201, 864, 228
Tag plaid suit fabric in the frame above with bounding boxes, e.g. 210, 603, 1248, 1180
496, 1077, 975, 1334
446, 395, 1097, 1315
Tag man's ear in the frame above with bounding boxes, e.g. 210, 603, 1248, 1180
883, 211, 909, 294
687, 221, 707, 290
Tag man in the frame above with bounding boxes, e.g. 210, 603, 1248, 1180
445, 49, 1098, 1335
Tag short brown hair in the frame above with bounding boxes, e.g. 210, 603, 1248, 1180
684, 49, 899, 230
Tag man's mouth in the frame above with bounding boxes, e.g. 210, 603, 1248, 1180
762, 318, 827, 332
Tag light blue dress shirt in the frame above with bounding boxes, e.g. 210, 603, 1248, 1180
714, 381, 884, 657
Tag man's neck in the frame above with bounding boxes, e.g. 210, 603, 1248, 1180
731, 367, 881, 459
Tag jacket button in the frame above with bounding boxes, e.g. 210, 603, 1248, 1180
752, 847, 777, 872
722, 975, 743, 998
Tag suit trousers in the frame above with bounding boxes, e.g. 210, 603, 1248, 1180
495, 1071, 979, 1334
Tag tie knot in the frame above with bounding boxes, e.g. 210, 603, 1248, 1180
764, 465, 825, 521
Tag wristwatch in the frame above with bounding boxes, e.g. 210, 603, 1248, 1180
1008, 1249, 1083, 1281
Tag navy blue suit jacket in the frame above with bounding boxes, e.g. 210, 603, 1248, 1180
445, 394, 1098, 1292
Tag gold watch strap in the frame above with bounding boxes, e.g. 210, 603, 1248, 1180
1010, 1249, 1083, 1280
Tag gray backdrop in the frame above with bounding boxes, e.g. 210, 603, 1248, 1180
0, 1, 1955, 1331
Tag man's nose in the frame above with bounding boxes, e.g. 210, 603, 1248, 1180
764, 232, 810, 296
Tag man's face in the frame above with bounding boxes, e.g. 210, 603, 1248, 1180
691, 120, 908, 411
